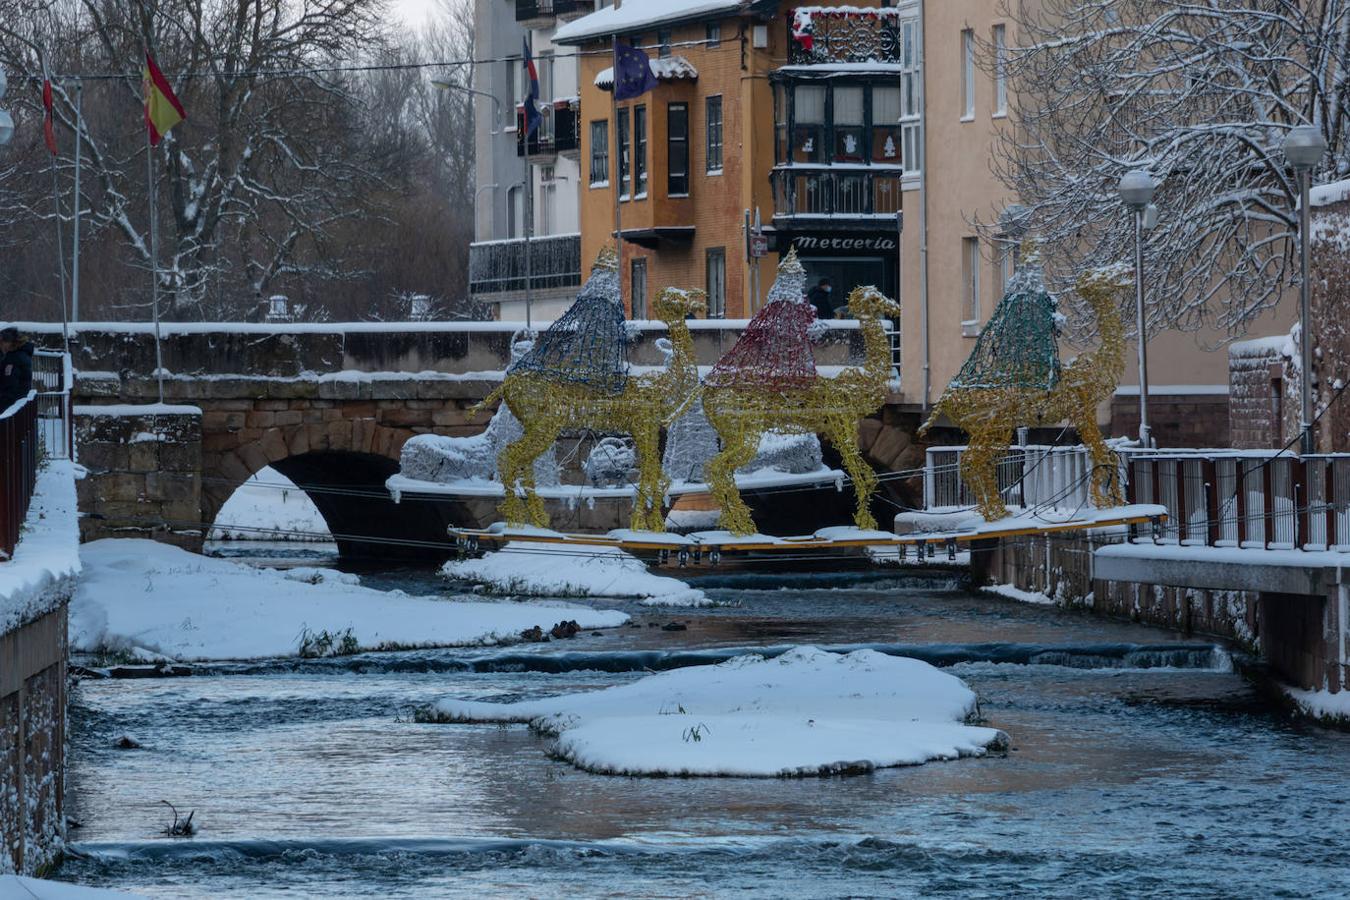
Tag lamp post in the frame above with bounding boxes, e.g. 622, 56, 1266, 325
1283, 125, 1328, 455
0, 70, 12, 146
1119, 169, 1157, 448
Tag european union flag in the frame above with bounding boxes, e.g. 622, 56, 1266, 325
613, 42, 658, 101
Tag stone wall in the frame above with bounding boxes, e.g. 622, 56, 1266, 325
1228, 336, 1288, 449
0, 604, 68, 876
1108, 392, 1231, 448
974, 531, 1261, 652
75, 407, 203, 550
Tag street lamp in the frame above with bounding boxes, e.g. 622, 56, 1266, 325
1119, 169, 1156, 447
431, 76, 534, 327
1283, 124, 1328, 455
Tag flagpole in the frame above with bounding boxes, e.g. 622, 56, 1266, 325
524, 35, 534, 330
612, 34, 623, 310
49, 154, 69, 347
146, 120, 165, 405
71, 79, 82, 324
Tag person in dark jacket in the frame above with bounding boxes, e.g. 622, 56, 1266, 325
807, 277, 835, 320
0, 327, 35, 410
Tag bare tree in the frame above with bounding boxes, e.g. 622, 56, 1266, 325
0, 0, 482, 322
991, 0, 1350, 341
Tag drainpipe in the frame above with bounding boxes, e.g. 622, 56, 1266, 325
917, 0, 931, 413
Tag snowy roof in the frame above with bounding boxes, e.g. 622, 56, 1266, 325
554, 0, 747, 44
595, 55, 699, 89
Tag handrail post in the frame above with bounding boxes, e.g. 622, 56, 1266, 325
1203, 458, 1220, 546
1262, 459, 1274, 550
1235, 459, 1248, 547
1293, 458, 1309, 550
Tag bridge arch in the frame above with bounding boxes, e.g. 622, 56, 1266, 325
200, 398, 482, 559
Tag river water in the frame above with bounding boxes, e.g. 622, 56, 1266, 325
56, 550, 1350, 898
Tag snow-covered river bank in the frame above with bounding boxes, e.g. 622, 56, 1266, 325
56, 553, 1350, 898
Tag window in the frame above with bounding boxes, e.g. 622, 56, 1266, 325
504, 61, 518, 129
999, 242, 1016, 288
961, 28, 975, 119
631, 258, 648, 319
993, 24, 1007, 116
833, 85, 864, 161
539, 165, 556, 234
507, 184, 523, 238
901, 17, 922, 174
962, 237, 980, 330
658, 29, 672, 58
634, 105, 648, 196
773, 83, 787, 162
618, 108, 631, 198
667, 102, 689, 195
706, 247, 727, 318
705, 95, 724, 172
872, 84, 903, 163
706, 22, 721, 48
589, 120, 609, 186
793, 85, 826, 163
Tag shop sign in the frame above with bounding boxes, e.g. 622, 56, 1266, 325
792, 235, 897, 252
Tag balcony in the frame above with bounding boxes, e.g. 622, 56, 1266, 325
514, 0, 588, 28
517, 99, 580, 162
786, 7, 908, 66
771, 167, 903, 226
469, 232, 582, 300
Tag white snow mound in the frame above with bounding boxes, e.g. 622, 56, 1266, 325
442, 540, 708, 605
71, 539, 628, 661
431, 646, 1006, 776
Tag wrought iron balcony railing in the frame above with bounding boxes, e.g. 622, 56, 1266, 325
771, 167, 903, 219
514, 0, 587, 24
469, 232, 582, 298
517, 100, 580, 159
786, 7, 908, 66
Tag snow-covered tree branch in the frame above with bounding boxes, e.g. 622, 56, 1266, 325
988, 0, 1350, 341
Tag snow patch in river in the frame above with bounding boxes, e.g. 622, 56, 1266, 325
71, 539, 628, 661
428, 646, 1006, 776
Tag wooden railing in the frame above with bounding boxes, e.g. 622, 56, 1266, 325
1125, 452, 1350, 550
1, 392, 39, 560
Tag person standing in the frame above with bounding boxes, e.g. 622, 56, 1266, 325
0, 327, 35, 410
807, 277, 835, 320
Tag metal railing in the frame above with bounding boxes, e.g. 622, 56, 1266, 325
469, 232, 582, 298
32, 350, 72, 460
924, 443, 1132, 513
771, 168, 903, 218
1125, 451, 1350, 550
0, 392, 39, 560
514, 0, 587, 23
786, 8, 907, 66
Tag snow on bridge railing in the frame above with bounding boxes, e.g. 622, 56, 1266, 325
924, 443, 1134, 514
1124, 450, 1350, 551
0, 391, 39, 561
9, 319, 863, 336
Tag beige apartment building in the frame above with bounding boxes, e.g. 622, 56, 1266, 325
546, 0, 1275, 443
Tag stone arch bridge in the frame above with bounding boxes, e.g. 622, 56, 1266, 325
37, 321, 922, 558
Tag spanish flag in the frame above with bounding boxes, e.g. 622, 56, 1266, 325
143, 52, 185, 146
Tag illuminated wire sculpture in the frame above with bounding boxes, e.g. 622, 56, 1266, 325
920, 248, 1130, 520
703, 249, 900, 535
476, 246, 706, 531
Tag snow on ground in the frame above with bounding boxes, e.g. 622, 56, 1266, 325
443, 540, 710, 606
1285, 686, 1350, 723
428, 646, 1006, 777
208, 466, 330, 541
983, 583, 1056, 606
70, 539, 628, 661
0, 875, 145, 898
0, 461, 82, 634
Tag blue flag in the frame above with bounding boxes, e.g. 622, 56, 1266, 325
522, 38, 542, 137
613, 42, 658, 101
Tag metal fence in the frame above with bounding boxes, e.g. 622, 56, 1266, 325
924, 443, 1131, 513
31, 350, 72, 460
1125, 452, 1350, 551
0, 392, 39, 560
